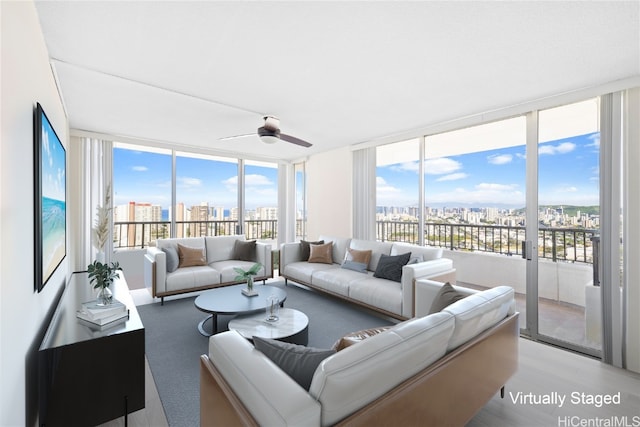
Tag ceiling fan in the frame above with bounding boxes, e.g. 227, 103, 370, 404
221, 116, 312, 147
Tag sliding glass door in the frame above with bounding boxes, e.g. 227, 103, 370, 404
534, 99, 601, 356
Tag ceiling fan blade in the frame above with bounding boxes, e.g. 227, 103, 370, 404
219, 133, 256, 141
280, 133, 312, 147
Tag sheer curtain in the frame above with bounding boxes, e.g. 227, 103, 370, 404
352, 147, 376, 240
76, 136, 113, 267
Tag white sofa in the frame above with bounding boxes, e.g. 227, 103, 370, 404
143, 235, 272, 304
280, 235, 457, 319
200, 282, 519, 427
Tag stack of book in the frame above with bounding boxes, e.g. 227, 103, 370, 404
76, 299, 129, 326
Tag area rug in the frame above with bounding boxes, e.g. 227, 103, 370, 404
137, 281, 396, 427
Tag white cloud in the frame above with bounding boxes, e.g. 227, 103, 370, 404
487, 154, 513, 165
390, 161, 419, 173
132, 166, 148, 172
177, 176, 203, 188
475, 183, 518, 191
555, 185, 578, 193
538, 142, 576, 155
427, 182, 524, 206
424, 158, 462, 175
245, 174, 273, 186
436, 172, 467, 182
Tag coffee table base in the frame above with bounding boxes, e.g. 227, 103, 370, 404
197, 314, 217, 337
228, 308, 309, 345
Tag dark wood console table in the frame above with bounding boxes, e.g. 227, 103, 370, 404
38, 272, 145, 426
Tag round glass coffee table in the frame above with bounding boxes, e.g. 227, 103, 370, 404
228, 308, 309, 345
194, 284, 287, 336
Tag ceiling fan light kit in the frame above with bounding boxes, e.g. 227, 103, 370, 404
258, 126, 280, 144
221, 116, 313, 148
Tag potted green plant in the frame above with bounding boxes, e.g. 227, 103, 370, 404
234, 262, 262, 296
88, 260, 122, 305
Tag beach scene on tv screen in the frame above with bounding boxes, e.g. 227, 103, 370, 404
41, 115, 66, 283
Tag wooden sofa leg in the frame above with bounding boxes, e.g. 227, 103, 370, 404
501, 386, 505, 398
161, 296, 164, 306
284, 278, 288, 286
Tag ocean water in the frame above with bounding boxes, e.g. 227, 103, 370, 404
42, 197, 66, 281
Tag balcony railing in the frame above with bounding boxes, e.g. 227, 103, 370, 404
377, 221, 598, 264
114, 219, 596, 264
114, 219, 278, 249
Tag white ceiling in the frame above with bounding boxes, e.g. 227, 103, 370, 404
35, 1, 640, 162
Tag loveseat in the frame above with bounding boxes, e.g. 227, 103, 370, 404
200, 281, 519, 426
280, 235, 457, 319
143, 235, 272, 304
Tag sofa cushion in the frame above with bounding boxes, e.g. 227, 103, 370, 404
177, 243, 207, 267
391, 243, 443, 261
348, 277, 403, 315
443, 286, 515, 351
162, 246, 179, 273
253, 336, 336, 391
348, 239, 393, 271
165, 265, 220, 292
209, 260, 264, 283
205, 235, 243, 263
300, 240, 324, 261
308, 242, 334, 264
232, 239, 256, 261
373, 252, 411, 282
312, 268, 367, 297
429, 282, 468, 314
309, 312, 455, 426
283, 262, 338, 285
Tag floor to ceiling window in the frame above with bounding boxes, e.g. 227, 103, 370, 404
376, 138, 420, 243
243, 160, 278, 243
175, 152, 239, 238
294, 162, 307, 240
425, 117, 528, 332
112, 142, 172, 248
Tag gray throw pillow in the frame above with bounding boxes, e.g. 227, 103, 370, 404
300, 240, 324, 261
341, 260, 368, 273
162, 247, 179, 273
428, 282, 467, 314
373, 252, 411, 282
252, 336, 335, 390
232, 239, 256, 261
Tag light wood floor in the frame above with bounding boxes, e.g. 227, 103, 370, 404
100, 336, 639, 427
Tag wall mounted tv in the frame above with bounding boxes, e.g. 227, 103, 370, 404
34, 103, 66, 292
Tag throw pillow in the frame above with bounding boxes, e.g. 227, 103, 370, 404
252, 336, 335, 390
341, 260, 368, 273
373, 252, 411, 282
345, 248, 372, 265
308, 242, 333, 264
332, 326, 392, 351
428, 282, 468, 314
408, 254, 424, 264
177, 244, 206, 268
162, 246, 179, 273
300, 239, 324, 261
232, 239, 256, 261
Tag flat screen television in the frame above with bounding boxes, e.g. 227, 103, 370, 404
34, 103, 66, 292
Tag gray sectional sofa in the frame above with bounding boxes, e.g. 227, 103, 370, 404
280, 235, 457, 319
143, 235, 273, 304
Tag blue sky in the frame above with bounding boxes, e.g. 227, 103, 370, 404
113, 149, 278, 210
377, 132, 600, 209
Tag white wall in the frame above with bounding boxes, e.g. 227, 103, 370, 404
306, 146, 353, 240
0, 2, 69, 425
